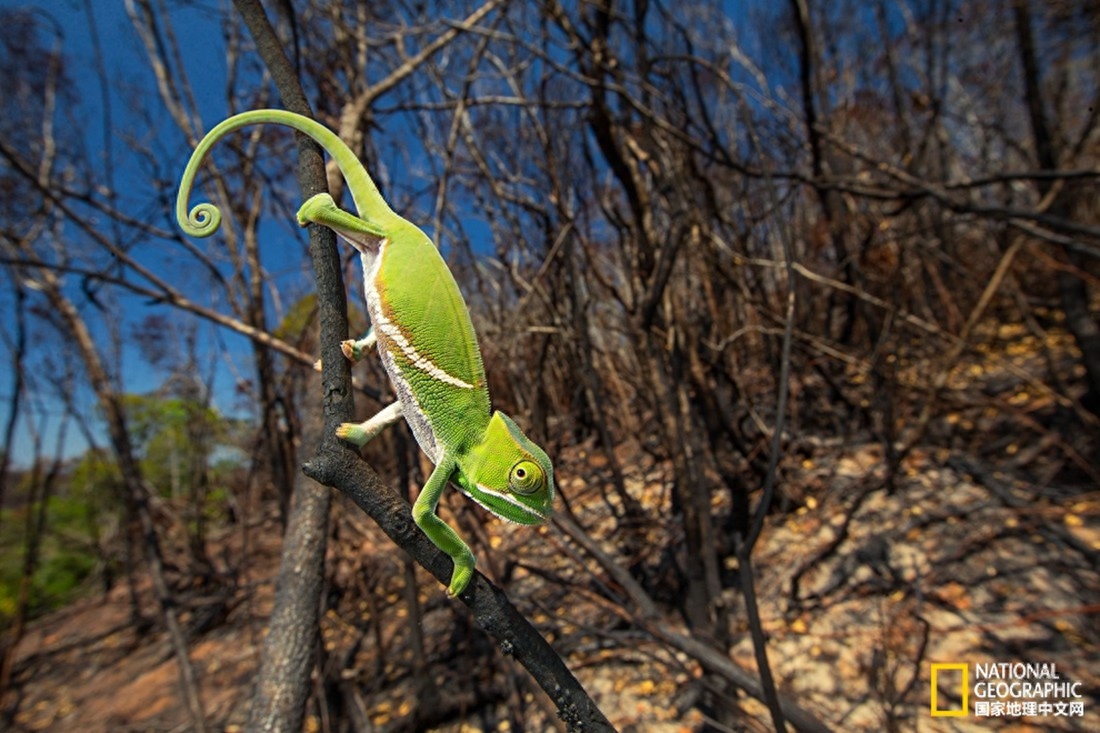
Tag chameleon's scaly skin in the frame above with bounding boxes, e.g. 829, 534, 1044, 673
177, 110, 554, 595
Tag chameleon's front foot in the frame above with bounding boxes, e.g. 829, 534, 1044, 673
446, 554, 476, 597
335, 422, 371, 447
336, 402, 403, 447
411, 461, 479, 597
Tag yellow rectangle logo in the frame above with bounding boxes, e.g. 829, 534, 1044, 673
931, 663, 969, 717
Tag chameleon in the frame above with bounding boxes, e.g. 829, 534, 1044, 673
176, 110, 554, 596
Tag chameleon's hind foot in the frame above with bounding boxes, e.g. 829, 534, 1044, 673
340, 328, 376, 363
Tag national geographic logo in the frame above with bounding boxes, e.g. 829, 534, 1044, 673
930, 662, 1086, 719
930, 663, 968, 717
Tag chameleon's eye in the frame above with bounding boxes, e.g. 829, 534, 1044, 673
509, 460, 544, 495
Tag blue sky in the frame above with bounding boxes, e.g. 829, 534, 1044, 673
1, 0, 244, 466
0, 0, 908, 469
13, 0, 752, 467
3, 0, 486, 468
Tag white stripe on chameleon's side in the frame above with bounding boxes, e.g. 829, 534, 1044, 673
374, 311, 476, 390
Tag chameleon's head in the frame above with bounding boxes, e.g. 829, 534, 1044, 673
454, 411, 554, 526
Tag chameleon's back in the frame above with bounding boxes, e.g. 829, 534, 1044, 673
367, 222, 491, 463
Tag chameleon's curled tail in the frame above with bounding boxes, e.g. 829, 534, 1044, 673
176, 109, 398, 238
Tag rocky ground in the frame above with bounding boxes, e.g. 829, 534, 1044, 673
7, 432, 1098, 732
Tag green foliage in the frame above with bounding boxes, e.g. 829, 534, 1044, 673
275, 292, 367, 344
122, 393, 228, 498
275, 292, 319, 343
0, 391, 249, 628
0, 482, 110, 628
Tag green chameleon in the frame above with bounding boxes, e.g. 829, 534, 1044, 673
176, 110, 555, 596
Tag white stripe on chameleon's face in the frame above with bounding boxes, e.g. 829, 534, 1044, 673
474, 483, 549, 522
